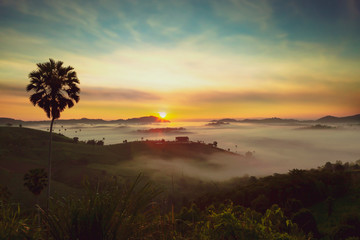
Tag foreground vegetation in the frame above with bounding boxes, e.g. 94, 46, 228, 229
1, 162, 360, 239
1, 176, 308, 240
0, 127, 360, 239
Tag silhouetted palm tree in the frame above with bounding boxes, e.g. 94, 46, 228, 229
24, 168, 48, 226
24, 168, 48, 197
26, 58, 80, 208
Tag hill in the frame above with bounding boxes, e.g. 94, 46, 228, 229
0, 115, 169, 126
316, 114, 360, 123
0, 126, 237, 204
209, 113, 360, 125
1, 127, 360, 239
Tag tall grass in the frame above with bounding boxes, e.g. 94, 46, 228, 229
0, 201, 30, 240
40, 174, 162, 240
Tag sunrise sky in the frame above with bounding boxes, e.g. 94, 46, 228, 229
0, 0, 359, 121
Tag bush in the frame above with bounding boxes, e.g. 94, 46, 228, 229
197, 203, 305, 240
332, 225, 358, 240
291, 208, 320, 238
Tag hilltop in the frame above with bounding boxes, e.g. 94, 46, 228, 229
316, 114, 360, 123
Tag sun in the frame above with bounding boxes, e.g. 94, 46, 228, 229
158, 112, 167, 118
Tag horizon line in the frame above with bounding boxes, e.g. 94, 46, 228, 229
1, 113, 359, 123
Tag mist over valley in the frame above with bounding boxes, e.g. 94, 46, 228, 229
3, 115, 359, 181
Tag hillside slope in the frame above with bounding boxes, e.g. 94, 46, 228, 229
0, 126, 238, 203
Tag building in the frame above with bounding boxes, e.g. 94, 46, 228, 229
175, 136, 189, 142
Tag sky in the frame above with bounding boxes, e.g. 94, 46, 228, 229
0, 0, 359, 121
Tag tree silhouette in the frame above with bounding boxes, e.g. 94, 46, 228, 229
26, 58, 80, 208
24, 168, 48, 227
24, 168, 48, 197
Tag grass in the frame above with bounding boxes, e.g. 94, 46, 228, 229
40, 174, 162, 240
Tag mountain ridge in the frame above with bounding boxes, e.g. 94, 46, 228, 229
0, 115, 170, 125
1, 113, 360, 125
316, 114, 360, 123
210, 114, 360, 124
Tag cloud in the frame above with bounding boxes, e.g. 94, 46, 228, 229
1, 0, 99, 30
0, 83, 161, 102
178, 90, 334, 104
180, 86, 359, 107
1, 0, 359, 120
0, 83, 27, 97
82, 87, 162, 102
211, 0, 273, 30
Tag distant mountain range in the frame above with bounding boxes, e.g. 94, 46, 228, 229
1, 114, 359, 126
210, 114, 360, 124
316, 114, 360, 123
0, 116, 170, 125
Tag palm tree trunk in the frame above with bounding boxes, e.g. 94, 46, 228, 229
36, 196, 41, 227
47, 117, 55, 210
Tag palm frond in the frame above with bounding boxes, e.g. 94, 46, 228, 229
49, 58, 56, 69
27, 59, 80, 119
55, 60, 63, 71
37, 98, 51, 118
28, 70, 41, 80
66, 99, 75, 109
29, 91, 46, 106
26, 83, 35, 92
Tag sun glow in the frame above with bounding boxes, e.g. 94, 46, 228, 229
159, 112, 167, 118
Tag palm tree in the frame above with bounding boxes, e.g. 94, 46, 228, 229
24, 168, 48, 226
24, 168, 48, 198
26, 58, 80, 208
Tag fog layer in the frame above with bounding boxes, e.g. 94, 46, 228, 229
28, 122, 360, 179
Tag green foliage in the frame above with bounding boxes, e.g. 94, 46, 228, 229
196, 165, 353, 214
325, 196, 334, 217
311, 184, 360, 237
176, 202, 202, 233
251, 194, 269, 213
331, 213, 360, 239
291, 208, 320, 238
332, 224, 359, 240
197, 203, 305, 240
40, 175, 161, 240
340, 213, 360, 229
0, 202, 31, 239
284, 198, 303, 217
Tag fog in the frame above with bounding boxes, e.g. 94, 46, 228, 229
27, 121, 360, 180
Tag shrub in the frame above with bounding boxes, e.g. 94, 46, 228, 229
197, 203, 305, 240
291, 208, 320, 238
